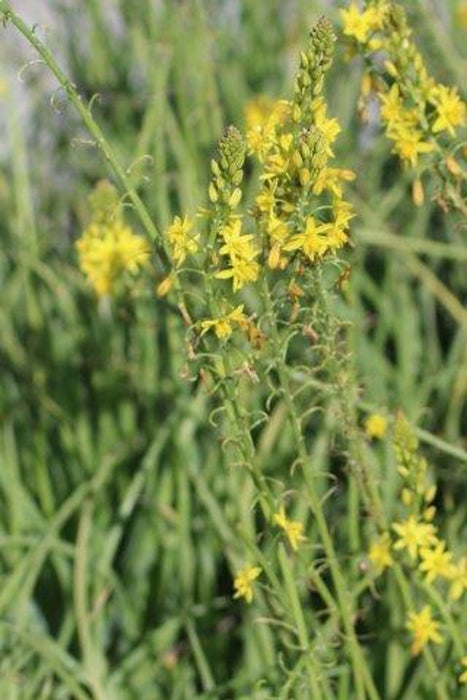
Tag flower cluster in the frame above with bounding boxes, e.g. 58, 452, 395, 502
76, 181, 150, 297
370, 415, 466, 591
367, 413, 467, 660
341, 1, 466, 198
252, 18, 355, 269
209, 126, 261, 292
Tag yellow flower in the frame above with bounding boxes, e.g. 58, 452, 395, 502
367, 4, 387, 31
244, 95, 277, 130
368, 533, 394, 575
430, 84, 466, 136
267, 215, 289, 244
245, 96, 290, 131
215, 219, 260, 291
274, 506, 306, 551
312, 98, 342, 154
219, 220, 256, 260
312, 167, 355, 198
215, 257, 260, 292
390, 126, 435, 168
419, 540, 453, 584
233, 565, 262, 603
166, 215, 199, 267
246, 123, 276, 163
333, 199, 355, 229
365, 413, 387, 439
406, 606, 443, 656
244, 96, 275, 156
392, 515, 437, 560
264, 151, 290, 177
460, 657, 467, 684
448, 557, 467, 601
340, 4, 383, 44
379, 84, 412, 126
244, 97, 291, 161
325, 222, 349, 251
283, 216, 332, 260
255, 184, 277, 215
200, 305, 247, 340
76, 221, 150, 296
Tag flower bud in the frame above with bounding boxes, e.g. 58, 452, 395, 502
156, 275, 173, 297
268, 246, 281, 269
412, 178, 424, 207
228, 188, 242, 208
209, 182, 218, 203
445, 156, 461, 177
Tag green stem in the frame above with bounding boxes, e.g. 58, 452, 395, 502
185, 619, 216, 692
202, 236, 275, 516
261, 277, 379, 700
348, 477, 360, 553
74, 500, 107, 700
325, 284, 451, 697
278, 543, 324, 700
0, 2, 171, 268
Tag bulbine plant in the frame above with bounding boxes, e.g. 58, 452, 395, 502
1, 1, 465, 697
